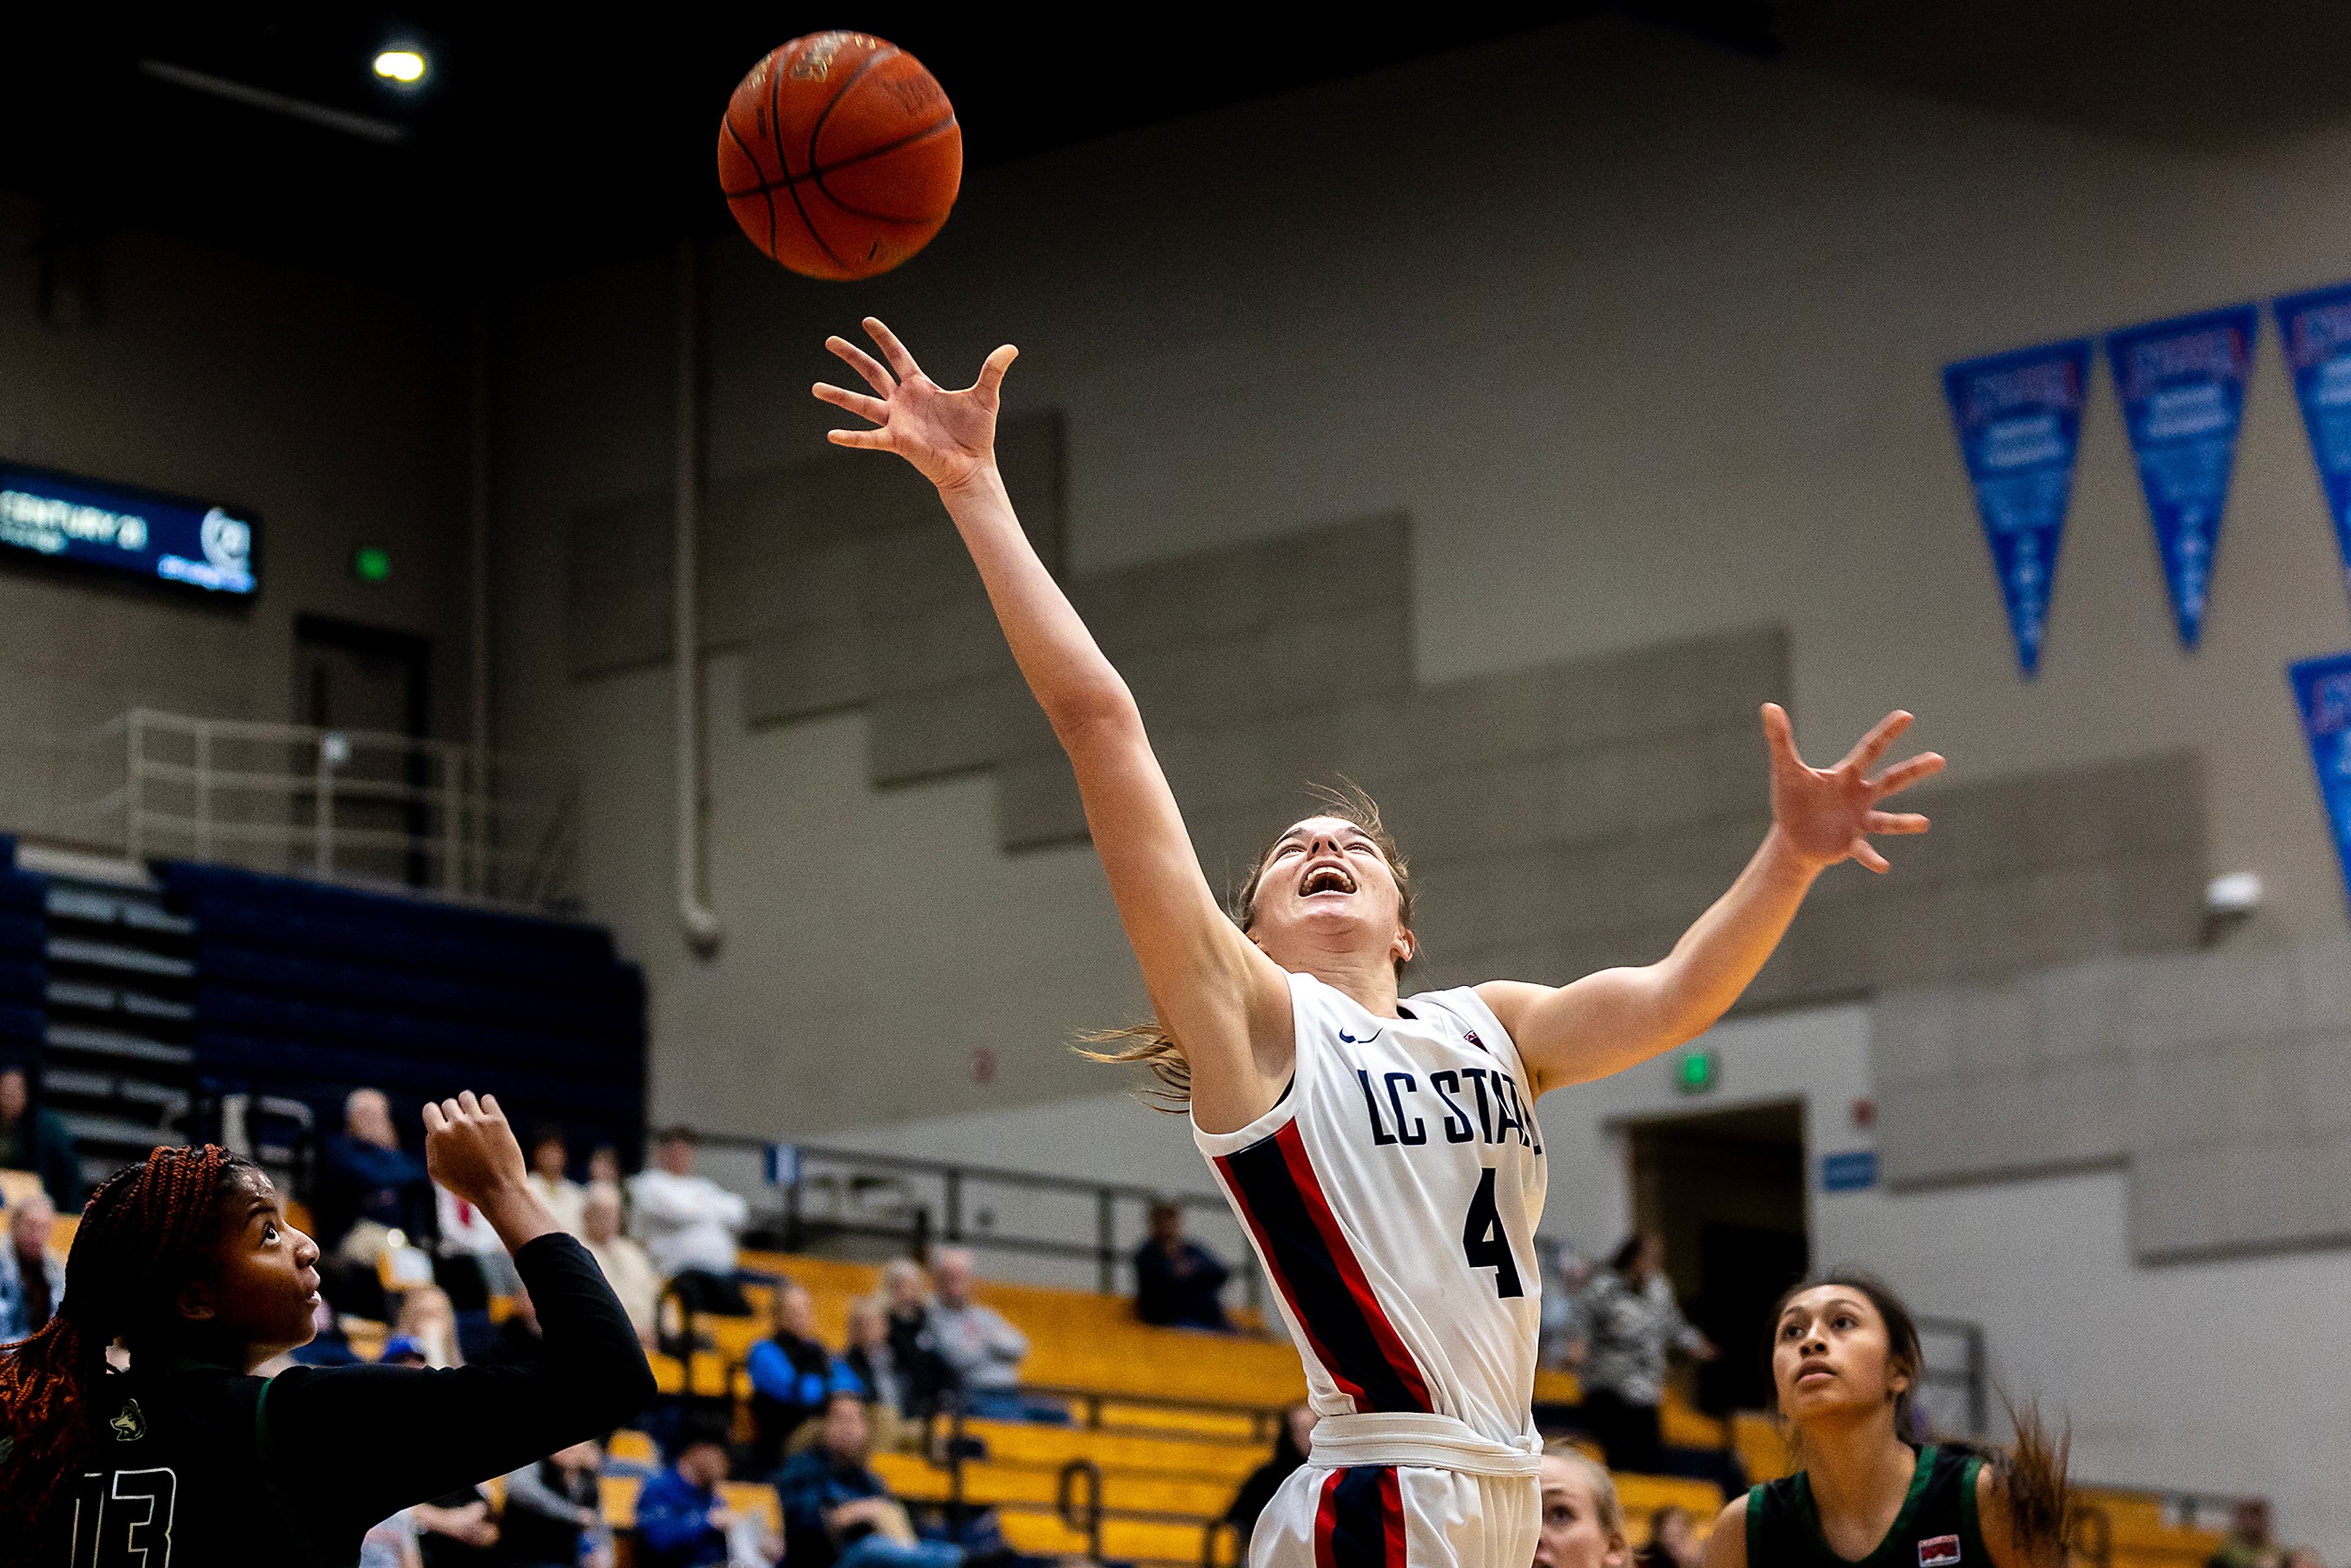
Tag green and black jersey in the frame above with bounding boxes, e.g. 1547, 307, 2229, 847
39, 1232, 653, 1567
1745, 1444, 1988, 1568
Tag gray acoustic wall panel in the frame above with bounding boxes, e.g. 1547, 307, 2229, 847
1872, 931, 2351, 1262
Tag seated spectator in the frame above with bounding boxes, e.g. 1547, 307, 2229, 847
748, 1281, 846, 1472
500, 1438, 612, 1568
1132, 1201, 1231, 1330
879, 1260, 953, 1420
630, 1125, 750, 1316
438, 1177, 525, 1298
582, 1183, 662, 1348
0, 1063, 80, 1209
638, 1433, 775, 1568
394, 1284, 463, 1368
925, 1247, 1031, 1423
588, 1144, 626, 1201
840, 1299, 913, 1450
0, 1190, 65, 1340
778, 1392, 961, 1568
1635, 1505, 1701, 1568
528, 1124, 588, 1237
473, 1280, 548, 1368
380, 1334, 433, 1368
318, 1087, 436, 1270
1225, 1405, 1314, 1562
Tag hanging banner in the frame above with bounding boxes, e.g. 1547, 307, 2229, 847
2289, 652, 2351, 915
1943, 339, 2095, 677
2105, 305, 2257, 649
2274, 283, 2351, 609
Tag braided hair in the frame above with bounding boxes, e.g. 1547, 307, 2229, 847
0, 1144, 255, 1551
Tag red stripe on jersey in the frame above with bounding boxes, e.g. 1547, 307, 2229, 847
1380, 1468, 1408, 1568
1273, 1121, 1434, 1411
1314, 1468, 1345, 1568
1215, 1150, 1370, 1406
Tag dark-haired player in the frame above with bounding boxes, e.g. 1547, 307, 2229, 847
0, 1090, 655, 1566
1704, 1272, 2068, 1568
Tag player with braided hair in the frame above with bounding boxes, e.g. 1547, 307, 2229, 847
0, 1090, 654, 1567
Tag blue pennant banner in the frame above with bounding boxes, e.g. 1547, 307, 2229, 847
2274, 283, 2351, 610
2105, 305, 2257, 650
1943, 339, 2095, 677
2289, 652, 2351, 915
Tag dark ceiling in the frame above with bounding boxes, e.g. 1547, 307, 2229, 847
0, 6, 1779, 293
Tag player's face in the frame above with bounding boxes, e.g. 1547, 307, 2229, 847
1771, 1286, 1907, 1425
198, 1169, 323, 1369
1533, 1457, 1626, 1568
1246, 817, 1412, 973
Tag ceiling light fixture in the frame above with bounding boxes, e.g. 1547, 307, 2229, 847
373, 50, 427, 85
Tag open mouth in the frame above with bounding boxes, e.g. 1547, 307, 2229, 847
1299, 863, 1358, 897
1795, 1362, 1835, 1386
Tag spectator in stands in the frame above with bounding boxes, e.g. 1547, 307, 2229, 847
380, 1335, 432, 1367
582, 1184, 662, 1348
318, 1087, 436, 1267
839, 1299, 912, 1449
778, 1391, 962, 1568
879, 1260, 953, 1419
474, 1279, 548, 1368
1132, 1201, 1232, 1331
924, 1247, 1030, 1422
638, 1433, 772, 1568
500, 1438, 612, 1568
438, 1176, 525, 1298
1634, 1505, 1700, 1568
527, 1125, 588, 1237
394, 1284, 463, 1368
1532, 1443, 1628, 1568
412, 1488, 501, 1568
749, 1281, 845, 1472
0, 1190, 66, 1340
1225, 1404, 1315, 1561
0, 1063, 81, 1210
1542, 1250, 1594, 1370
1576, 1232, 1715, 1474
588, 1144, 625, 1199
630, 1125, 750, 1316
2209, 1500, 2279, 1568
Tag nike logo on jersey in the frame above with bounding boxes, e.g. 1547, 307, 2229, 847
1338, 1029, 1381, 1044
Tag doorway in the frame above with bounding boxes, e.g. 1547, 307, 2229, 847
292, 615, 431, 887
1624, 1099, 1808, 1417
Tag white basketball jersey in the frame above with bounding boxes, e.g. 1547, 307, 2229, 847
1194, 970, 1547, 1447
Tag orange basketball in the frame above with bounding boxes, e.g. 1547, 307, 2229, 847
716, 32, 962, 281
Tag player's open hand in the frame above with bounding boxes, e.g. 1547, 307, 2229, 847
1761, 703, 1944, 874
422, 1090, 529, 1209
815, 317, 1017, 494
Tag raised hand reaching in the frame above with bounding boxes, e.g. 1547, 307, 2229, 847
813, 317, 1018, 493
1761, 702, 1944, 874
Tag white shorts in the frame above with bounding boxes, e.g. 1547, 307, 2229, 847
1248, 1461, 1539, 1568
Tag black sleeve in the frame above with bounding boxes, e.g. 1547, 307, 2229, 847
261, 1232, 658, 1532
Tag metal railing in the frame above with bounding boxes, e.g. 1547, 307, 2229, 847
724, 1136, 1265, 1315
56, 708, 575, 904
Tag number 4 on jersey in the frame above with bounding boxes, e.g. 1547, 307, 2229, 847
1461, 1167, 1523, 1297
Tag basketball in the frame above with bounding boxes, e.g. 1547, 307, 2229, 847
716, 31, 962, 280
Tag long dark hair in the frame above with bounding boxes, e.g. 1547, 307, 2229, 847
1080, 781, 1416, 1109
1766, 1270, 2069, 1558
0, 1145, 257, 1555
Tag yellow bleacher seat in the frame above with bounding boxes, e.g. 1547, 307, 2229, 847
608, 1429, 659, 1466
1731, 1410, 1794, 1484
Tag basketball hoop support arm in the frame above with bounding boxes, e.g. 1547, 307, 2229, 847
674, 238, 722, 957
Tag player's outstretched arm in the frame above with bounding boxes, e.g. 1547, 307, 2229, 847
1480, 703, 1943, 1092
814, 320, 1292, 1131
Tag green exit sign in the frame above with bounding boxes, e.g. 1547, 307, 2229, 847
1673, 1048, 1720, 1095
351, 546, 391, 583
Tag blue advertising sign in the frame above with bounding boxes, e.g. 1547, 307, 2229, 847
1943, 339, 2094, 677
2105, 305, 2257, 649
2289, 652, 2351, 913
0, 462, 257, 597
2274, 283, 2351, 610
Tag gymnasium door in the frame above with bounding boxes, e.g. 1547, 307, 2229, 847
291, 615, 431, 887
1625, 1100, 1809, 1417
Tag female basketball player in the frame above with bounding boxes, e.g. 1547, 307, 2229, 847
1703, 1273, 2068, 1568
814, 321, 1941, 1568
0, 1091, 655, 1566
